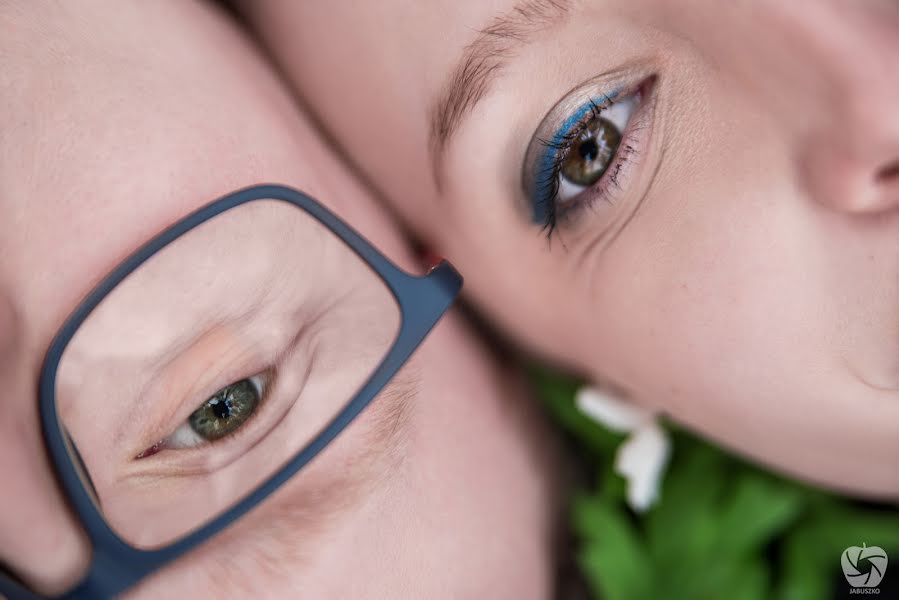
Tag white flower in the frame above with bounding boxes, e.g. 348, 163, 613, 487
575, 386, 672, 512
575, 386, 646, 433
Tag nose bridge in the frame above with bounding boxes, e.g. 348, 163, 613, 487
789, 1, 899, 213
0, 297, 91, 596
813, 4, 899, 153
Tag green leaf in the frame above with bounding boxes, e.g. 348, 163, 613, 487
718, 558, 770, 600
646, 439, 729, 569
717, 471, 804, 557
644, 438, 799, 598
777, 497, 899, 599
573, 495, 654, 600
528, 366, 899, 600
598, 463, 628, 505
680, 556, 770, 600
808, 499, 899, 551
776, 524, 833, 600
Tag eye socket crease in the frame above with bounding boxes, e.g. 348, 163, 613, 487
429, 0, 573, 188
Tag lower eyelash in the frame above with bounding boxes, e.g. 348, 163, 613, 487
537, 93, 647, 239
544, 140, 638, 238
532, 98, 616, 235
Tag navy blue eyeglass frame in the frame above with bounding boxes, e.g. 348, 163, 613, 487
0, 184, 462, 600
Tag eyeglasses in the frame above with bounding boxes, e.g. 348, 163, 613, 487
0, 184, 461, 600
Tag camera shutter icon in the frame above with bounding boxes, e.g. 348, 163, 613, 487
841, 543, 888, 588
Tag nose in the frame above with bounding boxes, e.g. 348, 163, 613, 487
793, 2, 899, 215
0, 294, 90, 596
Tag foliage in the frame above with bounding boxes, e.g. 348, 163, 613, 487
531, 368, 899, 600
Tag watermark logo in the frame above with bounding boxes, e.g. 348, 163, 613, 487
842, 543, 888, 594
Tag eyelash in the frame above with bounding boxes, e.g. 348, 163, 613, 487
135, 361, 282, 461
535, 96, 639, 239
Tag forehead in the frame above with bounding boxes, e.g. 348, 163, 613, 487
0, 16, 412, 368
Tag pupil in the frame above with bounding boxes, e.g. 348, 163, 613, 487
578, 138, 599, 161
211, 398, 232, 420
187, 378, 261, 441
558, 116, 621, 188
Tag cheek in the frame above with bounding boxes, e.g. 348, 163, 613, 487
573, 71, 820, 409
584, 181, 836, 420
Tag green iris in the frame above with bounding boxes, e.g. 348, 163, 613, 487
560, 115, 621, 187
188, 379, 260, 441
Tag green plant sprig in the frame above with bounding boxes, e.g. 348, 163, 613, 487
531, 368, 899, 600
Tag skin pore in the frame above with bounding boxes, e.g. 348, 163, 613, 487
0, 1, 557, 597
239, 0, 899, 498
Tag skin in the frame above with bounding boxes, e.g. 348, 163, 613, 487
239, 0, 899, 498
0, 1, 557, 597
57, 199, 404, 549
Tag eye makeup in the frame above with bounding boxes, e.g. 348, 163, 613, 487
530, 89, 622, 224
522, 75, 656, 237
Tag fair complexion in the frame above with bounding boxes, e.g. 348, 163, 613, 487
240, 0, 899, 497
0, 1, 557, 597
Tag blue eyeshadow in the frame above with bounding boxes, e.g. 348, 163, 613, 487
530, 90, 621, 224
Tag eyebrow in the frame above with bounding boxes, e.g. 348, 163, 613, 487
428, 0, 572, 184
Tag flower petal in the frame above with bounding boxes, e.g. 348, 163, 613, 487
575, 385, 648, 433
614, 420, 672, 512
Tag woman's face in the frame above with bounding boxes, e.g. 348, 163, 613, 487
242, 0, 899, 496
0, 1, 556, 597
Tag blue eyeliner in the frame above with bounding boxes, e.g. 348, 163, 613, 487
531, 89, 622, 224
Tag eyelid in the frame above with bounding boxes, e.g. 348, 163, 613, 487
132, 362, 279, 464
130, 360, 302, 477
550, 92, 622, 143
521, 71, 653, 222
128, 302, 339, 475
531, 93, 622, 222
128, 316, 310, 464
552, 95, 640, 204
557, 84, 661, 258
127, 338, 270, 459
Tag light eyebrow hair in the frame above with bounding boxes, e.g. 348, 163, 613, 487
429, 0, 572, 184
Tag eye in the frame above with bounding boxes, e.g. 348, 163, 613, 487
523, 80, 650, 236
548, 95, 637, 206
187, 376, 263, 442
136, 374, 268, 457
558, 115, 621, 188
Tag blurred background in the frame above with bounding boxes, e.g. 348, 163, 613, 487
533, 369, 899, 600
